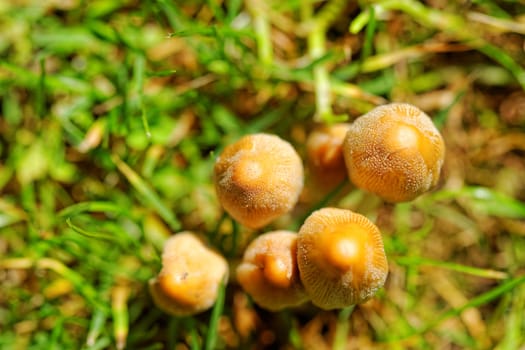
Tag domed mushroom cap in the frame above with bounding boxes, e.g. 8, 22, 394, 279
297, 208, 388, 310
214, 133, 304, 229
306, 123, 351, 187
149, 232, 229, 316
236, 230, 309, 311
343, 103, 445, 202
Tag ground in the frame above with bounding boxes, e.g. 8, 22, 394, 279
1, 0, 525, 349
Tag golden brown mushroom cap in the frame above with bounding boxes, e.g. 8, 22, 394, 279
236, 231, 309, 311
214, 133, 304, 229
306, 123, 351, 189
297, 208, 388, 310
149, 232, 229, 316
343, 103, 445, 202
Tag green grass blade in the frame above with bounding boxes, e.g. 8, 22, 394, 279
85, 309, 108, 347
112, 155, 181, 231
66, 217, 121, 243
58, 201, 126, 218
430, 274, 525, 331
204, 281, 226, 350
395, 256, 508, 279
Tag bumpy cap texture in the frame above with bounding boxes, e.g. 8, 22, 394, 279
297, 208, 388, 309
343, 103, 445, 202
214, 133, 304, 229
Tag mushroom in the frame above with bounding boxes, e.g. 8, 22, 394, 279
343, 103, 445, 202
297, 208, 388, 309
149, 232, 229, 316
305, 123, 351, 198
214, 133, 304, 229
236, 230, 309, 311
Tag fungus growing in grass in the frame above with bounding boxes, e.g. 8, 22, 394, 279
305, 123, 351, 194
214, 133, 304, 229
297, 208, 388, 310
236, 230, 309, 311
343, 103, 445, 202
149, 232, 228, 316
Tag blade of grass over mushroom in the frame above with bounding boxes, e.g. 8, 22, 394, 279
395, 256, 508, 280
112, 154, 180, 231
58, 201, 127, 218
204, 281, 226, 350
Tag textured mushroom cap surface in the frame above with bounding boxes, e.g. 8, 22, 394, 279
236, 231, 308, 311
297, 208, 388, 310
214, 133, 304, 229
343, 103, 445, 202
306, 123, 351, 186
149, 232, 228, 316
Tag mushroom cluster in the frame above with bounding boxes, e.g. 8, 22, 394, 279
151, 103, 445, 315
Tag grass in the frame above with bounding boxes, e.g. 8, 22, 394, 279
1, 0, 525, 349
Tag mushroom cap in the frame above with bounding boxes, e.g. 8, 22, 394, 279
306, 123, 351, 187
297, 208, 388, 309
149, 232, 229, 316
214, 133, 304, 229
236, 230, 309, 311
343, 103, 445, 202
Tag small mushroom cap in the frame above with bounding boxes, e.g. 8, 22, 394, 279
149, 232, 229, 316
343, 103, 445, 202
214, 133, 304, 229
236, 231, 309, 311
297, 208, 388, 310
306, 123, 351, 189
